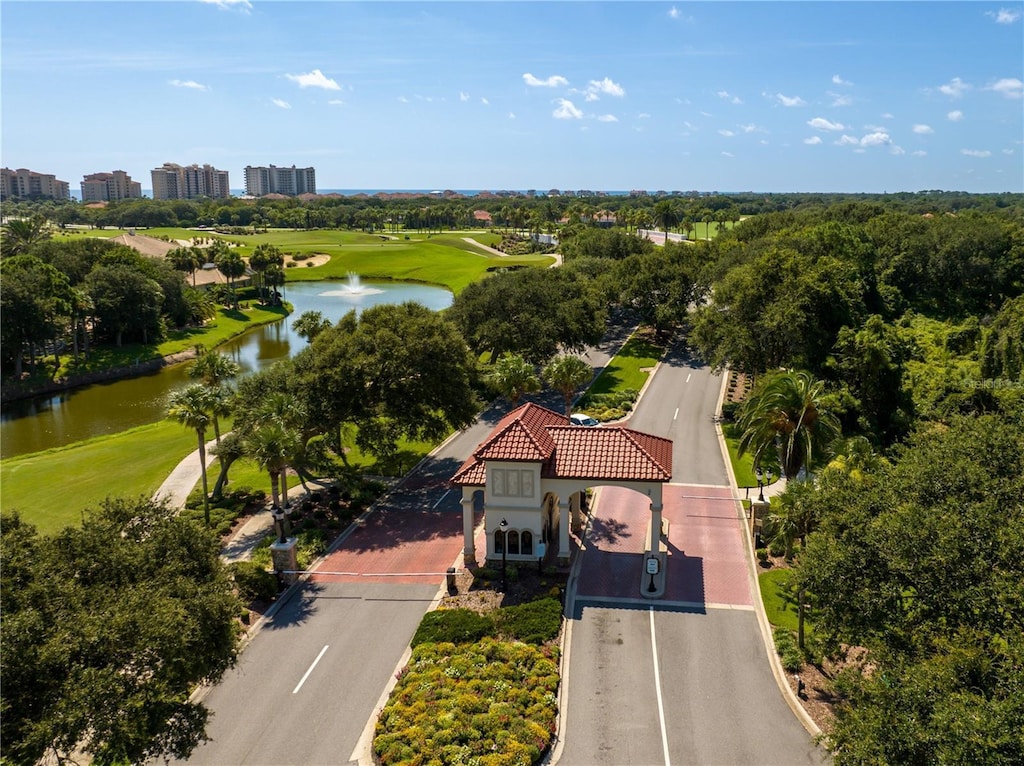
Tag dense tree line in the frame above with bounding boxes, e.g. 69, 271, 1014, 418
1, 499, 241, 766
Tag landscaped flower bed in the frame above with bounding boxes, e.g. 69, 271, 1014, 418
374, 638, 560, 766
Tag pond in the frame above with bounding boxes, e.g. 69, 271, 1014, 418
0, 279, 453, 458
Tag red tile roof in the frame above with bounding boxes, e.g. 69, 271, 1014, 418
451, 402, 672, 486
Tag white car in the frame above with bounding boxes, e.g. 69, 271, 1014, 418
570, 413, 600, 427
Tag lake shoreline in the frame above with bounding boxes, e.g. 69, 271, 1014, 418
0, 348, 203, 405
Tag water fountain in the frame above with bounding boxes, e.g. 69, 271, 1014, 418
320, 272, 383, 298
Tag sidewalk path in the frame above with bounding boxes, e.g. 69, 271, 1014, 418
152, 438, 219, 509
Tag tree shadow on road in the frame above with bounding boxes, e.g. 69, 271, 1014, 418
588, 516, 632, 546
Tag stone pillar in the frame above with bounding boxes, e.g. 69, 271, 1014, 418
461, 494, 477, 567
270, 537, 299, 585
570, 491, 585, 535
648, 502, 663, 556
750, 497, 770, 545
558, 499, 571, 565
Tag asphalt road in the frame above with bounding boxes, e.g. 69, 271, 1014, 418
177, 581, 438, 766
560, 604, 825, 766
554, 340, 829, 766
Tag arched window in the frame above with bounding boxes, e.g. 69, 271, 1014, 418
494, 530, 504, 554
508, 530, 521, 555
521, 530, 533, 556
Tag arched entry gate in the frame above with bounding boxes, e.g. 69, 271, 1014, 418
451, 403, 672, 572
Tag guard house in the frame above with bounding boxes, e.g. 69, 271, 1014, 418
452, 403, 672, 568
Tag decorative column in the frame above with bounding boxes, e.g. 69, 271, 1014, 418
648, 501, 663, 555
557, 498, 571, 565
461, 492, 477, 567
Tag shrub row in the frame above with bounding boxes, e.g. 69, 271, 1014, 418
773, 627, 804, 673
412, 597, 563, 648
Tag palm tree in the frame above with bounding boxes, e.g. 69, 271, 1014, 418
488, 353, 541, 407
737, 370, 841, 481
167, 384, 215, 526
249, 243, 284, 303
1, 215, 51, 257
167, 247, 201, 287
542, 355, 593, 416
188, 351, 239, 443
244, 421, 300, 510
653, 200, 678, 244
210, 431, 245, 501
215, 249, 246, 309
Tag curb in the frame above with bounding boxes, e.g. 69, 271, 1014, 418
713, 369, 821, 738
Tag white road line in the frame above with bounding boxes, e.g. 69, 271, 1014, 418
649, 607, 672, 766
432, 488, 452, 509
673, 407, 679, 421
293, 645, 329, 694
685, 373, 692, 383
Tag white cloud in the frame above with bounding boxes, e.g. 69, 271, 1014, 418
459, 91, 470, 102
961, 149, 992, 157
740, 124, 761, 133
912, 150, 927, 157
272, 98, 291, 109
398, 96, 409, 103
588, 77, 625, 98
718, 129, 735, 137
597, 114, 618, 122
808, 117, 845, 131
948, 110, 964, 121
912, 124, 933, 134
170, 79, 209, 91
1004, 148, 1015, 155
829, 92, 853, 107
637, 112, 651, 119
199, 0, 251, 11
987, 78, 1023, 99
480, 97, 489, 105
864, 124, 887, 132
804, 136, 822, 145
508, 112, 516, 120
327, 99, 345, 106
836, 135, 860, 146
775, 93, 806, 107
669, 6, 680, 19
584, 91, 600, 103
286, 69, 341, 91
721, 151, 734, 158
861, 131, 891, 147
987, 8, 1021, 23
524, 73, 568, 88
553, 98, 583, 120
939, 77, 970, 98
881, 113, 895, 119
889, 145, 905, 155
832, 74, 853, 86
717, 90, 742, 104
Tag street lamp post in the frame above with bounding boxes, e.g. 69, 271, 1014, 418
499, 518, 509, 592
756, 465, 774, 502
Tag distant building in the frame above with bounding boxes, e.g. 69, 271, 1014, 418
243, 164, 316, 197
81, 170, 143, 202
1, 167, 70, 201
151, 163, 230, 200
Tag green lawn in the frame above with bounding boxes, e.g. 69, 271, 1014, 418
1, 421, 196, 536
61, 227, 553, 296
586, 334, 663, 396
722, 422, 759, 488
759, 567, 800, 631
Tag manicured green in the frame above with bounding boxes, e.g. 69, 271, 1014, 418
759, 567, 800, 631
722, 421, 759, 488
586, 334, 663, 395
65, 226, 554, 295
0, 421, 195, 535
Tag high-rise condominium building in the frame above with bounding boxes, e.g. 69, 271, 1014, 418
150, 163, 230, 200
81, 170, 143, 202
1, 167, 71, 200
243, 164, 316, 197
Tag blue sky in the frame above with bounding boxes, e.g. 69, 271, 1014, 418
2, 1, 1021, 193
